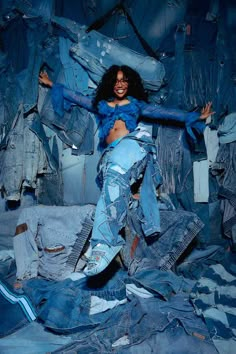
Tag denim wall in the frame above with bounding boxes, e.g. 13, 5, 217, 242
0, 0, 235, 211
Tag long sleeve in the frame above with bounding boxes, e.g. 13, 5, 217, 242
51, 83, 96, 117
139, 101, 206, 144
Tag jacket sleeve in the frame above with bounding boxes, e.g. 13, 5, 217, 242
140, 101, 206, 144
51, 83, 96, 117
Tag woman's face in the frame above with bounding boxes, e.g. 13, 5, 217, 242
113, 70, 129, 99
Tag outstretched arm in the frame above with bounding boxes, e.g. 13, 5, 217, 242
39, 71, 96, 115
140, 100, 214, 143
140, 101, 213, 122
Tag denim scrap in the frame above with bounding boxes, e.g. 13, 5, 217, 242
156, 125, 211, 246
0, 280, 37, 338
122, 209, 204, 275
51, 294, 216, 353
218, 111, 236, 144
21, 18, 48, 114
113, 323, 218, 354
127, 269, 195, 300
176, 245, 226, 280
51, 323, 218, 354
29, 112, 59, 171
22, 270, 127, 333
0, 61, 22, 147
190, 253, 236, 354
211, 141, 236, 247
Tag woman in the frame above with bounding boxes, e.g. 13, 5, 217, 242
39, 65, 213, 276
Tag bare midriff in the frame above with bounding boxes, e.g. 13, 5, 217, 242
105, 119, 130, 145
105, 99, 131, 145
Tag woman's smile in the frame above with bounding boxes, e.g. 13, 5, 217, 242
113, 70, 128, 99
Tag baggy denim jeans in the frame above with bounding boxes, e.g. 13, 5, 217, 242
90, 127, 162, 248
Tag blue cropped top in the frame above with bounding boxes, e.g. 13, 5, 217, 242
96, 97, 141, 143
51, 83, 205, 147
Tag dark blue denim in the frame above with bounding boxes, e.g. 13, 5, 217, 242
176, 245, 226, 280
211, 141, 236, 248
116, 322, 218, 354
29, 112, 59, 171
52, 295, 217, 354
21, 18, 48, 115
164, 22, 185, 109
157, 125, 211, 247
51, 324, 218, 354
1, 15, 28, 74
0, 60, 22, 149
127, 269, 195, 300
14, 0, 53, 22
22, 269, 127, 333
0, 280, 37, 338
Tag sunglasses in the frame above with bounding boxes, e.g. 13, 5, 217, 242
115, 78, 129, 85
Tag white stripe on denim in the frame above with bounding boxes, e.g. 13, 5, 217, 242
0, 282, 37, 321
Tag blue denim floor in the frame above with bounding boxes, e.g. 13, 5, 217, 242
0, 322, 73, 354
0, 210, 227, 354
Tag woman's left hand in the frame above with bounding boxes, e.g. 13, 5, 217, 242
200, 102, 215, 120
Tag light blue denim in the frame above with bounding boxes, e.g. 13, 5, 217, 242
0, 108, 48, 201
13, 205, 95, 280
91, 127, 162, 248
51, 16, 166, 92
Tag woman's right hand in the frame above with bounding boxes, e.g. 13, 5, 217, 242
199, 102, 215, 120
39, 71, 53, 87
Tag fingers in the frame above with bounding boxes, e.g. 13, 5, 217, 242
38, 71, 51, 86
206, 102, 215, 115
200, 101, 215, 120
201, 102, 212, 113
39, 71, 48, 79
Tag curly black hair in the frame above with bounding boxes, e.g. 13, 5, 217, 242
93, 65, 148, 108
